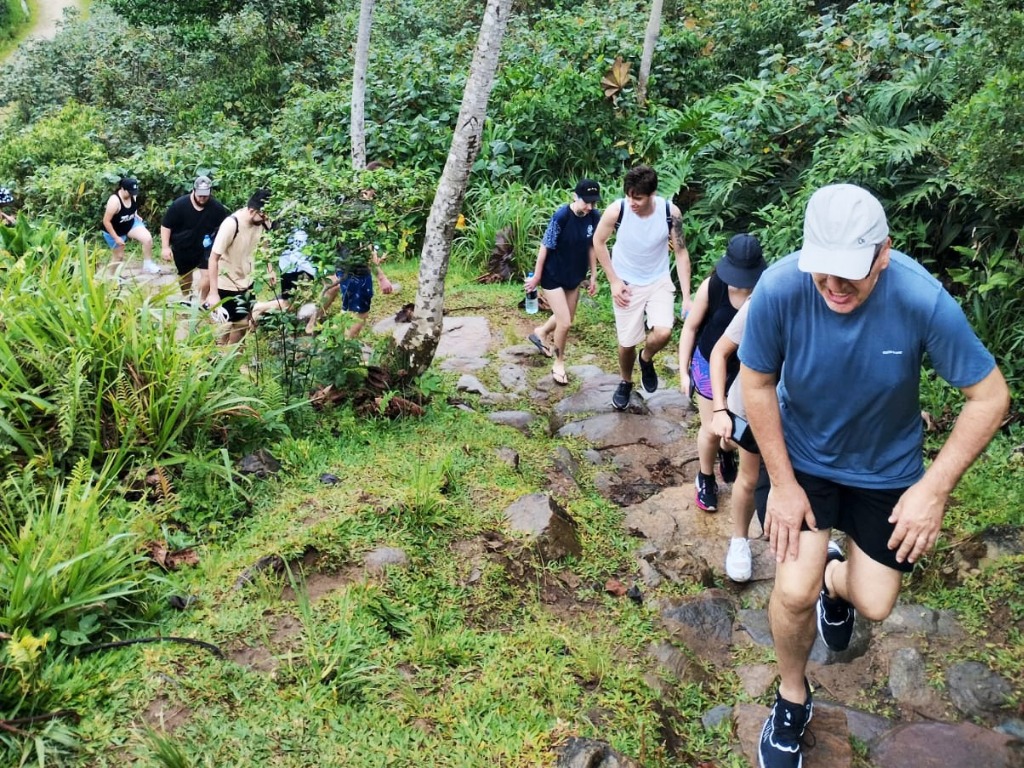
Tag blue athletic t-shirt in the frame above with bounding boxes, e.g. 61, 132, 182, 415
540, 204, 600, 289
740, 250, 995, 488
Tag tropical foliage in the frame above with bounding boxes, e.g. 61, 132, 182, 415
1, 0, 1023, 762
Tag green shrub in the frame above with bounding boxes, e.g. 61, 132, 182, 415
0, 102, 111, 186
0, 219, 285, 480
0, 462, 149, 639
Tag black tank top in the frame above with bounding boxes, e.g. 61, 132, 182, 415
110, 194, 138, 237
696, 272, 742, 386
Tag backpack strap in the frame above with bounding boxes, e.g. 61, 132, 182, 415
228, 214, 240, 247
613, 199, 673, 233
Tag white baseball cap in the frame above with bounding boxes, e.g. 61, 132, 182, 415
798, 184, 889, 280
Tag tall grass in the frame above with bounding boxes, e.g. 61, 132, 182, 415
0, 218, 285, 482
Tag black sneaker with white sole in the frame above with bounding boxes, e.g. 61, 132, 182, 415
612, 381, 633, 411
816, 540, 855, 652
758, 680, 813, 768
695, 472, 718, 512
637, 350, 658, 394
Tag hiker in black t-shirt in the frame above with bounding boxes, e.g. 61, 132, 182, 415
160, 176, 230, 305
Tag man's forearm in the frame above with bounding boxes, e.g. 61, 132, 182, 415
922, 367, 1009, 496
674, 246, 692, 301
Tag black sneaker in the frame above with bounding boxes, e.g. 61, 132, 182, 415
637, 350, 658, 394
719, 447, 738, 483
695, 472, 718, 512
758, 683, 813, 768
612, 381, 633, 411
816, 540, 855, 652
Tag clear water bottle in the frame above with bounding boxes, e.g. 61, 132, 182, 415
203, 233, 213, 250
525, 272, 539, 314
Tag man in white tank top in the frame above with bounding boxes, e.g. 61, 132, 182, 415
593, 165, 692, 410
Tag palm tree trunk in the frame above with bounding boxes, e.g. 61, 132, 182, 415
351, 0, 376, 170
397, 0, 514, 375
637, 0, 663, 107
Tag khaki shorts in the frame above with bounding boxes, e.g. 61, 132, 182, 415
613, 273, 676, 347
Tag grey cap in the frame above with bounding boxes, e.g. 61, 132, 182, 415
193, 175, 213, 194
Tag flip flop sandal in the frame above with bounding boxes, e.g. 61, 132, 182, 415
551, 367, 569, 386
528, 333, 552, 357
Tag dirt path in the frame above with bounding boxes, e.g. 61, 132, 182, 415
25, 0, 82, 41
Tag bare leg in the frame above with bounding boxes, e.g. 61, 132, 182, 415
345, 311, 370, 339
828, 539, 902, 621
178, 269, 193, 299
695, 395, 719, 476
770, 529, 830, 704
128, 226, 154, 262
618, 345, 637, 382
731, 446, 759, 539
640, 325, 672, 362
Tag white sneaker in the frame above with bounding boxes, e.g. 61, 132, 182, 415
725, 537, 752, 582
142, 260, 162, 274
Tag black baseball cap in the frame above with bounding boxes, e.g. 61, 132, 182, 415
574, 179, 600, 203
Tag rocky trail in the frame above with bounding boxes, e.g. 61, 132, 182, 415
127, 265, 1024, 768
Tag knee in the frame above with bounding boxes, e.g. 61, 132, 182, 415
648, 327, 671, 346
772, 581, 819, 617
850, 589, 898, 622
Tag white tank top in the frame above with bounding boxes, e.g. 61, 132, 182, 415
612, 195, 670, 286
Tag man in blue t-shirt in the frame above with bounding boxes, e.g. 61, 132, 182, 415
741, 184, 1009, 768
525, 178, 602, 386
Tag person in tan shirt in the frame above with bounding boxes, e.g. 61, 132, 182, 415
206, 189, 272, 345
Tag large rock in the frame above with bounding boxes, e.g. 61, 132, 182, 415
946, 661, 1014, 717
556, 413, 685, 448
659, 591, 735, 661
503, 493, 582, 561
734, 702, 852, 768
869, 721, 1024, 768
382, 315, 492, 361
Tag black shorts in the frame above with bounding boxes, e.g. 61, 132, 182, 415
757, 469, 913, 573
173, 248, 210, 275
280, 270, 313, 301
540, 269, 586, 292
216, 287, 253, 322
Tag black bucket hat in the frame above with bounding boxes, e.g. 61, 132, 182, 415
715, 234, 766, 289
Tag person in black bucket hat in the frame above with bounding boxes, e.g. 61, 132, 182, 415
678, 233, 766, 515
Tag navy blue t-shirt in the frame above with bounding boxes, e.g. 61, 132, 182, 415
539, 204, 601, 290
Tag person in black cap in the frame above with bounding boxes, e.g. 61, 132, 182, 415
160, 175, 230, 305
101, 177, 160, 275
678, 233, 766, 514
525, 178, 602, 385
206, 189, 273, 344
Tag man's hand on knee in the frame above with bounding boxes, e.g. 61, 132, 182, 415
765, 482, 817, 562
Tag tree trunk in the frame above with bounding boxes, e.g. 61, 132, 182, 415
397, 0, 513, 375
350, 0, 376, 170
637, 0, 663, 107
